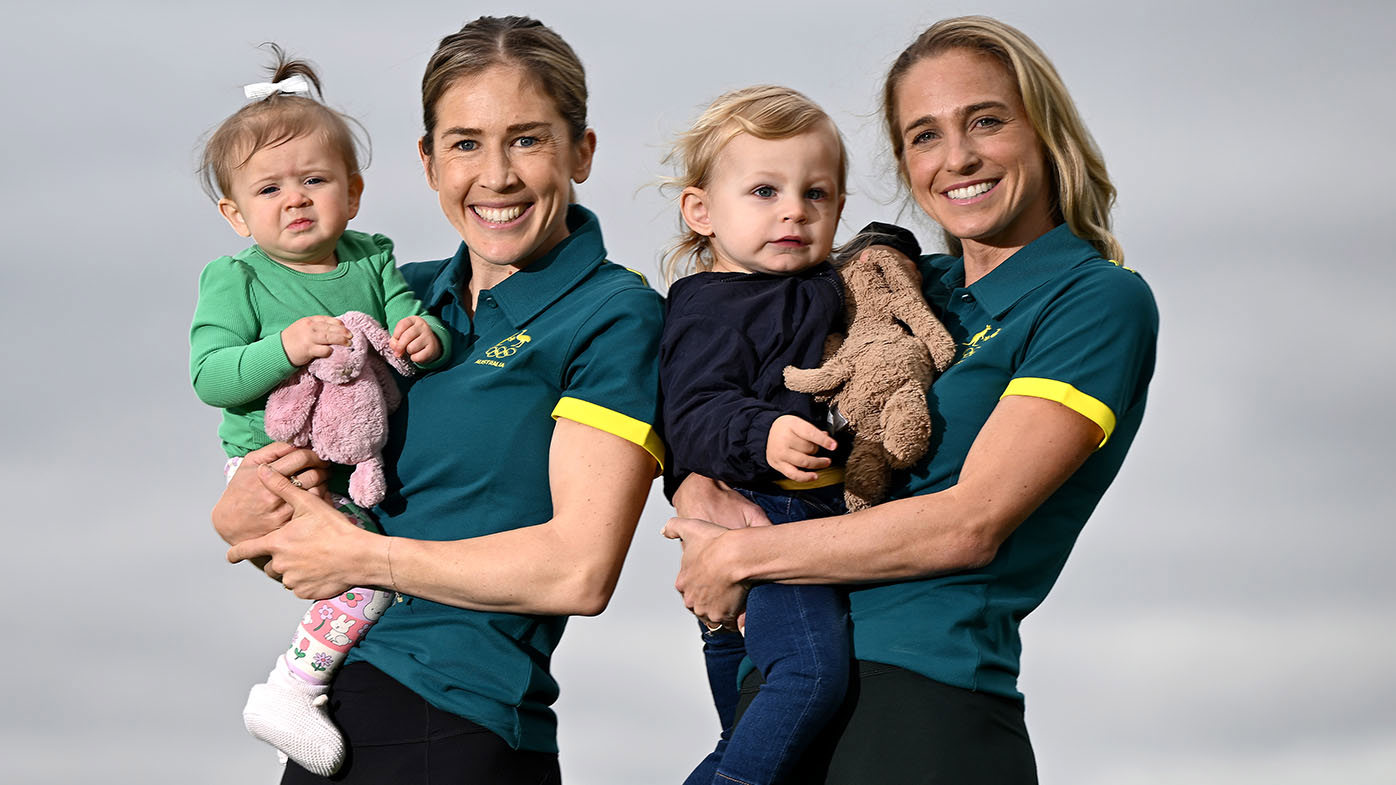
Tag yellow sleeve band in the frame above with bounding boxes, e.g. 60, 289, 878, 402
1001, 377, 1117, 447
551, 396, 667, 469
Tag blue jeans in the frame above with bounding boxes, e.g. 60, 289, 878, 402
685, 485, 849, 785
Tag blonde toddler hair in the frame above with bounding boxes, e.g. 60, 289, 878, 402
662, 85, 847, 284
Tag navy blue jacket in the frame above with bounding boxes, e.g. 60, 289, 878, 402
659, 263, 843, 486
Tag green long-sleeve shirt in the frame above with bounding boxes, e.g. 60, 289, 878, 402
190, 229, 449, 457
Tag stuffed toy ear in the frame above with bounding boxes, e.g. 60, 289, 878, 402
264, 370, 320, 446
870, 249, 957, 374
870, 247, 920, 291
338, 311, 415, 377
367, 354, 404, 414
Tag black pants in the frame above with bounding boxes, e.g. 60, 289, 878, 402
735, 660, 1037, 785
281, 662, 560, 785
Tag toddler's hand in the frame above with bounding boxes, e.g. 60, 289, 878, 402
281, 315, 351, 367
766, 414, 837, 483
391, 316, 443, 364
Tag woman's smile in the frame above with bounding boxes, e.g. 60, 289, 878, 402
943, 179, 999, 202
419, 65, 595, 289
470, 203, 530, 225
896, 48, 1054, 268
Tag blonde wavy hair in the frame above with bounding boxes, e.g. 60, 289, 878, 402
661, 85, 848, 284
882, 16, 1122, 262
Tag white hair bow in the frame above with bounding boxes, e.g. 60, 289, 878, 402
243, 74, 312, 101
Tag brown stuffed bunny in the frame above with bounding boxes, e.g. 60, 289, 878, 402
784, 247, 957, 511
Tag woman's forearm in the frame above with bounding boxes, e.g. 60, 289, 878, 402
386, 521, 630, 616
702, 395, 1101, 587
704, 488, 979, 586
235, 421, 656, 612
665, 474, 995, 626
371, 418, 655, 616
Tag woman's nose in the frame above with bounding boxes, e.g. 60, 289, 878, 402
944, 132, 982, 174
481, 148, 517, 191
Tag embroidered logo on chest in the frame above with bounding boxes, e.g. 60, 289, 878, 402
956, 323, 1001, 363
476, 330, 532, 367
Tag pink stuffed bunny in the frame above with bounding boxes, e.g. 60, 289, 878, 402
264, 311, 416, 508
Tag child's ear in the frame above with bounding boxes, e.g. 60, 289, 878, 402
218, 198, 252, 238
346, 173, 365, 220
679, 187, 714, 237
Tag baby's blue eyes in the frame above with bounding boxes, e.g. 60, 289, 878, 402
751, 186, 829, 200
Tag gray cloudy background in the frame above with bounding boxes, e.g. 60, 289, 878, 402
4, 1, 1392, 782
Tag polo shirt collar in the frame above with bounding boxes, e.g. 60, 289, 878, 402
421, 243, 467, 311
940, 223, 1100, 318
419, 205, 608, 325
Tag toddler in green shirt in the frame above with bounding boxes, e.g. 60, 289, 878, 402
189, 46, 448, 777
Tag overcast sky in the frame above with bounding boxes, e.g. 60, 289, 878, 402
3, 1, 1393, 783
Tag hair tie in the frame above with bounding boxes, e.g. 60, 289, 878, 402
243, 74, 312, 101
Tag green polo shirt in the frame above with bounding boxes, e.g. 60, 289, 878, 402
847, 224, 1157, 701
346, 205, 664, 751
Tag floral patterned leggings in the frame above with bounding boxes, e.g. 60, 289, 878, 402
225, 456, 396, 685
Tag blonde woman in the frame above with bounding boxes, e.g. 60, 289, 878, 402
665, 16, 1158, 783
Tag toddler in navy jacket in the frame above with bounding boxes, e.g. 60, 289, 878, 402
660, 85, 872, 785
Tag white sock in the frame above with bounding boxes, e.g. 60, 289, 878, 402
242, 655, 346, 776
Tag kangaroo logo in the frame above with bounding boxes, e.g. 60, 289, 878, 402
485, 330, 532, 359
957, 324, 1001, 363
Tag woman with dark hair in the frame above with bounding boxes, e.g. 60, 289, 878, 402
215, 16, 664, 784
665, 15, 1157, 784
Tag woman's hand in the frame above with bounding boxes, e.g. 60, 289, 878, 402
671, 473, 772, 529
662, 516, 749, 628
225, 465, 388, 600
212, 443, 331, 549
